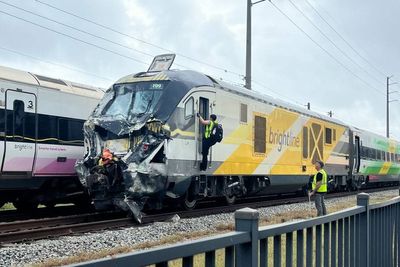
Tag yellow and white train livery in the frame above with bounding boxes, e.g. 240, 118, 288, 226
77, 55, 400, 220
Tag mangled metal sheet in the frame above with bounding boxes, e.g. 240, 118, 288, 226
75, 69, 214, 222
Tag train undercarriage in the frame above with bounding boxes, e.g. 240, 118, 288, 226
0, 176, 90, 210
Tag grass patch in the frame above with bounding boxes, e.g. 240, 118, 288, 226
33, 192, 398, 267
31, 230, 217, 267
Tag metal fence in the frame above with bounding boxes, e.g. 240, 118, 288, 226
71, 191, 400, 267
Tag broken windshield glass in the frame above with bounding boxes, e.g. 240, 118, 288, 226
98, 81, 166, 120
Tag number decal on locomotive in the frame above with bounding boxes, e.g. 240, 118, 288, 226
27, 100, 34, 110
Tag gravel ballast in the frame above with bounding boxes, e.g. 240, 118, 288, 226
0, 189, 398, 266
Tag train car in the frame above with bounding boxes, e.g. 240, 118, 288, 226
76, 54, 400, 222
0, 65, 103, 210
350, 127, 400, 186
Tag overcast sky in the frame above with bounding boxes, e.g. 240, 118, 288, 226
0, 0, 399, 139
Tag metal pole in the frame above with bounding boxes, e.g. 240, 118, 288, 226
235, 207, 259, 267
245, 0, 252, 90
387, 76, 389, 138
357, 193, 370, 267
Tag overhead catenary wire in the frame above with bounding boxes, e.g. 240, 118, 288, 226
0, 9, 151, 66
287, 0, 385, 86
0, 1, 156, 59
268, 0, 385, 97
0, 1, 388, 112
34, 0, 245, 79
304, 0, 387, 78
252, 80, 307, 107
0, 45, 114, 84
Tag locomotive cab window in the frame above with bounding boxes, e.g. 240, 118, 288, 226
254, 115, 266, 154
325, 127, 332, 144
184, 97, 194, 118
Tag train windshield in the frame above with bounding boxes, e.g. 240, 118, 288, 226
99, 81, 167, 120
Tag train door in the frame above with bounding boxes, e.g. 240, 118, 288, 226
354, 136, 361, 173
193, 91, 216, 168
2, 90, 37, 174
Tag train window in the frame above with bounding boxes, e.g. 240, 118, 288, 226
24, 112, 36, 140
360, 146, 367, 160
254, 116, 266, 153
381, 151, 385, 161
240, 104, 248, 123
13, 100, 25, 141
391, 153, 395, 162
0, 109, 4, 135
58, 119, 84, 144
368, 148, 375, 160
184, 97, 194, 118
386, 152, 389, 162
302, 127, 308, 159
325, 128, 332, 144
332, 129, 336, 141
38, 115, 58, 144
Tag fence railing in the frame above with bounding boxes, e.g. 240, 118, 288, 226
71, 191, 400, 267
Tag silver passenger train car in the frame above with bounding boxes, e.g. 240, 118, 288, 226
0, 65, 103, 210
77, 55, 400, 222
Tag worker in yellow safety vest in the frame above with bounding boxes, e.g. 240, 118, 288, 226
309, 160, 328, 216
197, 113, 217, 171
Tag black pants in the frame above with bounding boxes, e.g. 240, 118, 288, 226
200, 138, 212, 170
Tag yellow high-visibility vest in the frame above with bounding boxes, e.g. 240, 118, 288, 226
204, 120, 217, 139
312, 169, 328, 193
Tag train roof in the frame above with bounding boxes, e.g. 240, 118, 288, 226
214, 78, 348, 127
0, 65, 104, 99
116, 69, 348, 127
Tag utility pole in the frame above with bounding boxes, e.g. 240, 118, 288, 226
245, 0, 252, 90
328, 111, 333, 117
245, 0, 266, 90
387, 76, 398, 138
387, 76, 390, 138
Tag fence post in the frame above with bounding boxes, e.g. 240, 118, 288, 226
357, 193, 370, 267
235, 207, 259, 267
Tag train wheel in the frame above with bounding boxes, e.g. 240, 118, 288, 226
13, 200, 38, 211
182, 192, 197, 210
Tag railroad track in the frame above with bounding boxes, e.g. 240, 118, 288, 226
0, 205, 94, 223
0, 186, 398, 244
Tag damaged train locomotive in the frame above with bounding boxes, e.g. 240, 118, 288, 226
76, 54, 400, 222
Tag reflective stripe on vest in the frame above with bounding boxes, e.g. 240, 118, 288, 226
205, 120, 216, 139
312, 169, 328, 193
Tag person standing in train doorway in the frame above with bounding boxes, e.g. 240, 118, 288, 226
197, 113, 217, 171
309, 160, 328, 216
